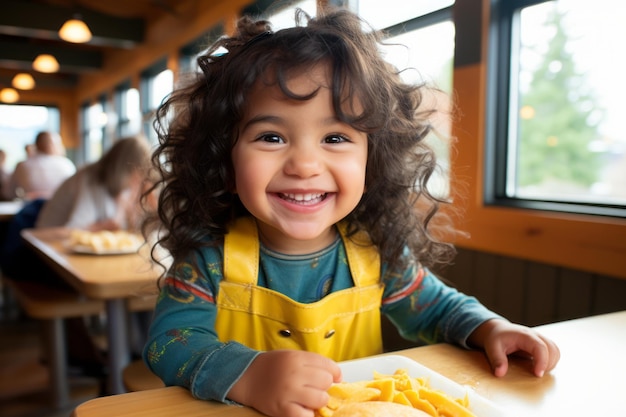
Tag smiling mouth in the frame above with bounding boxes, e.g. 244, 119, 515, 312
278, 192, 328, 205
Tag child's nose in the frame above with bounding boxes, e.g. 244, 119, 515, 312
284, 145, 324, 178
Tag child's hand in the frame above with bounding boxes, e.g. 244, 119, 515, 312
227, 349, 342, 417
468, 319, 560, 378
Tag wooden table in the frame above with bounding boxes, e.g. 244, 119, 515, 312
71, 310, 626, 416
21, 227, 162, 395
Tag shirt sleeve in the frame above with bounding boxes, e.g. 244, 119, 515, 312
381, 250, 504, 348
143, 248, 260, 402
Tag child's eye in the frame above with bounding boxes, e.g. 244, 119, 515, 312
324, 134, 350, 144
257, 133, 284, 143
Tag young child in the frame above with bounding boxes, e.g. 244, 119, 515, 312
143, 8, 560, 417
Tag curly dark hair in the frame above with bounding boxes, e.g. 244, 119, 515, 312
145, 7, 457, 275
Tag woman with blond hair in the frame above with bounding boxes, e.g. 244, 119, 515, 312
37, 135, 154, 231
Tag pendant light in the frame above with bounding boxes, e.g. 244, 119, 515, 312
59, 14, 92, 43
12, 73, 36, 90
0, 88, 20, 103
33, 54, 60, 73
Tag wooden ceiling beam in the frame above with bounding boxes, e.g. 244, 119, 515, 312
0, 39, 102, 73
0, 0, 144, 48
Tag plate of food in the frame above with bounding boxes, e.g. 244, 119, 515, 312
67, 229, 145, 255
315, 354, 508, 417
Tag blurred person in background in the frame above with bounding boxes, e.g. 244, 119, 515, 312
36, 135, 155, 231
25, 143, 36, 159
36, 135, 158, 358
7, 131, 76, 200
1, 136, 157, 377
0, 149, 10, 201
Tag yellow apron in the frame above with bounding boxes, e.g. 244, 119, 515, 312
215, 217, 383, 361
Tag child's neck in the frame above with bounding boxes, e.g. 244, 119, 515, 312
257, 224, 339, 255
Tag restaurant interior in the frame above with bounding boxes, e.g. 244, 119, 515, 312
1, 0, 625, 416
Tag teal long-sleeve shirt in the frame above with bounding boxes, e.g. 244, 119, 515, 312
143, 235, 502, 403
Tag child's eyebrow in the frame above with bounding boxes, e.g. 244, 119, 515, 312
241, 114, 281, 131
242, 114, 345, 131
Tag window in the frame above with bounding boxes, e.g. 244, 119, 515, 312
100, 94, 115, 150
115, 85, 142, 138
141, 63, 174, 144
180, 24, 225, 74
83, 101, 107, 162
352, 0, 453, 30
180, 0, 454, 200
0, 104, 60, 170
265, 0, 317, 29
349, 0, 455, 198
488, 0, 626, 217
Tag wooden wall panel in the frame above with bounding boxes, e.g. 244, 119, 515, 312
472, 252, 498, 310
442, 248, 626, 327
494, 257, 525, 324
592, 276, 626, 315
556, 270, 593, 320
383, 247, 626, 352
442, 248, 473, 292
525, 263, 558, 326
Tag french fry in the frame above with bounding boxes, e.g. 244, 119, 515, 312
314, 368, 477, 417
404, 389, 438, 417
392, 391, 412, 406
365, 377, 395, 401
328, 381, 379, 401
418, 389, 477, 417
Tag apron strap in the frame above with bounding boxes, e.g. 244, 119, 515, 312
223, 217, 380, 287
223, 216, 259, 285
335, 222, 380, 288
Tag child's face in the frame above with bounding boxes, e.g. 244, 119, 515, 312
232, 64, 368, 254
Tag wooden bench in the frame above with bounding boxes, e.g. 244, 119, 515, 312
3, 277, 105, 409
122, 359, 164, 392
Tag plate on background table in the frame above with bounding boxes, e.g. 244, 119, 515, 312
66, 229, 144, 255
69, 244, 141, 255
339, 355, 507, 417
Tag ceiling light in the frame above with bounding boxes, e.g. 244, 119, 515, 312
12, 73, 36, 90
33, 54, 60, 73
59, 15, 92, 43
0, 88, 20, 103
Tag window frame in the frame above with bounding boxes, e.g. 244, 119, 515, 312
451, 0, 626, 280
485, 0, 626, 218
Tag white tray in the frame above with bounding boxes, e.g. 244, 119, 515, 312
338, 355, 507, 417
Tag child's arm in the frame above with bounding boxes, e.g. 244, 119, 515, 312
382, 264, 560, 377
228, 349, 342, 417
145, 273, 341, 417
466, 319, 560, 377
143, 283, 258, 400
144, 255, 341, 417
382, 265, 504, 347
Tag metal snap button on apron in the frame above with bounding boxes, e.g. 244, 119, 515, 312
279, 329, 292, 337
324, 329, 335, 339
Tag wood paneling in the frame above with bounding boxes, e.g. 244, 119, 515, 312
445, 248, 626, 327
383, 247, 626, 352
